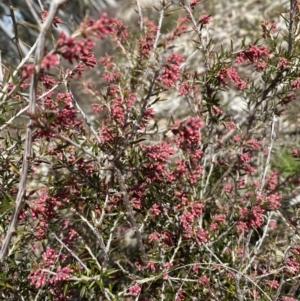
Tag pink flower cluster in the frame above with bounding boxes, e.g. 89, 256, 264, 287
158, 53, 185, 87
172, 117, 202, 150
28, 247, 72, 290
217, 66, 247, 90
41, 10, 63, 28
178, 81, 190, 95
236, 44, 270, 71
143, 142, 175, 182
190, 0, 201, 9
198, 14, 211, 25
138, 19, 158, 56
168, 17, 188, 41
261, 19, 277, 38
56, 33, 96, 66
37, 92, 82, 139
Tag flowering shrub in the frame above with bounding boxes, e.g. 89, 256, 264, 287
1, 0, 300, 300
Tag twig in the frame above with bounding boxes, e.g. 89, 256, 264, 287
50, 229, 89, 272
0, 19, 29, 58
75, 211, 109, 266
202, 152, 215, 195
136, 0, 143, 32
0, 40, 37, 106
66, 82, 102, 145
288, 0, 296, 55
37, 121, 99, 161
258, 114, 277, 195
9, 2, 23, 61
25, 0, 42, 28
105, 214, 121, 253
181, 1, 210, 71
0, 49, 3, 87
202, 243, 272, 301
273, 227, 298, 301
240, 114, 277, 274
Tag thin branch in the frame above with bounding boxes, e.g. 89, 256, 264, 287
0, 41, 37, 107
44, 125, 99, 160
25, 0, 42, 28
0, 18, 30, 58
181, 1, 211, 71
50, 230, 89, 272
288, 0, 296, 55
136, 0, 143, 32
258, 114, 277, 195
0, 49, 3, 87
9, 2, 23, 61
0, 0, 69, 263
114, 165, 148, 266
0, 80, 64, 132
66, 82, 102, 145
202, 243, 273, 301
75, 211, 109, 266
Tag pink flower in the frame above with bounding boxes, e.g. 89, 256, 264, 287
41, 54, 59, 70
146, 261, 157, 272
213, 106, 223, 115
99, 55, 114, 68
138, 33, 154, 56
278, 57, 288, 69
92, 103, 104, 113
199, 275, 210, 285
236, 44, 270, 64
236, 221, 249, 233
42, 246, 57, 266
291, 78, 300, 89
111, 96, 125, 123
171, 117, 202, 149
22, 64, 35, 79
246, 139, 261, 150
49, 266, 73, 284
213, 214, 226, 223
286, 257, 299, 274
198, 14, 211, 25
266, 171, 279, 191
281, 297, 298, 301
157, 53, 185, 87
233, 135, 241, 142
195, 228, 208, 244
28, 270, 47, 289
265, 279, 279, 288
178, 81, 190, 95
244, 164, 255, 173
190, 0, 201, 9
217, 67, 247, 90
223, 121, 237, 131
256, 60, 266, 71
261, 19, 277, 38
150, 204, 161, 215
249, 290, 260, 298
148, 231, 161, 242
42, 10, 63, 27
102, 70, 120, 83
291, 246, 300, 255
128, 284, 141, 296
168, 17, 188, 41
239, 152, 251, 162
